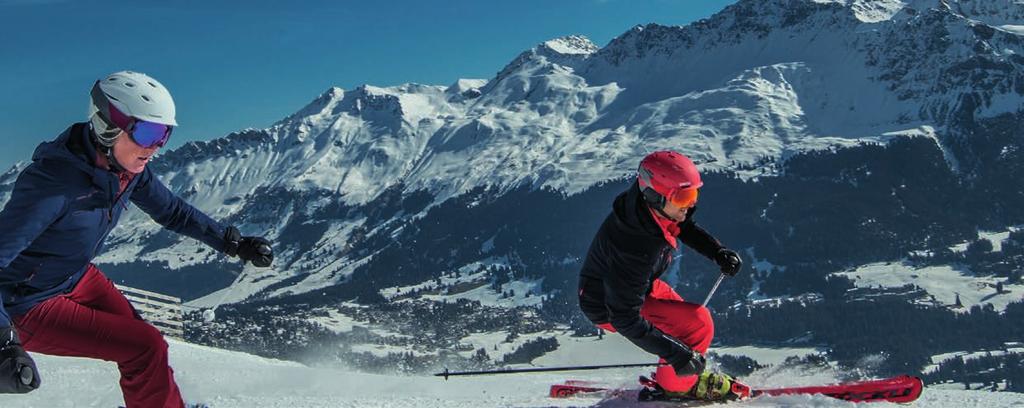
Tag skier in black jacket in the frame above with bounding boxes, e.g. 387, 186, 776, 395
578, 151, 744, 401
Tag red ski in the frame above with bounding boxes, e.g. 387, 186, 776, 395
550, 375, 923, 404
550, 380, 610, 398
751, 375, 923, 404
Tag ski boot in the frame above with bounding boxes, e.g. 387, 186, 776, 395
676, 371, 750, 402
638, 371, 750, 402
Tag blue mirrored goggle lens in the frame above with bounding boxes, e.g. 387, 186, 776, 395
130, 121, 172, 148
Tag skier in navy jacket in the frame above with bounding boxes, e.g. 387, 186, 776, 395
0, 71, 273, 407
578, 151, 746, 402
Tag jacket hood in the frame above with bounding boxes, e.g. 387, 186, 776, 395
32, 123, 125, 193
31, 123, 109, 181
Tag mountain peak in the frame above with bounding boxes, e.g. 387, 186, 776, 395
841, 0, 908, 23
540, 35, 598, 56
447, 78, 488, 99
488, 36, 597, 89
281, 86, 347, 124
354, 84, 392, 96
349, 85, 403, 116
325, 86, 344, 97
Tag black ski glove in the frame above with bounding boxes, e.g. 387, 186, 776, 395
0, 327, 40, 394
224, 226, 274, 268
664, 341, 706, 376
715, 248, 743, 277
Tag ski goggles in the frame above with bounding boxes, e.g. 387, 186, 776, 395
667, 187, 699, 208
91, 82, 173, 148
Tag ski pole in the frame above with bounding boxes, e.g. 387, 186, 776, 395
202, 265, 250, 322
435, 362, 666, 380
702, 273, 726, 307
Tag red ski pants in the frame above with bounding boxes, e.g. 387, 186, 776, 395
599, 279, 714, 393
12, 264, 184, 408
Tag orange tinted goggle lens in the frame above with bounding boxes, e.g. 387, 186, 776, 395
668, 188, 699, 208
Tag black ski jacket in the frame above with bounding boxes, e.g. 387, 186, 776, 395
578, 182, 723, 359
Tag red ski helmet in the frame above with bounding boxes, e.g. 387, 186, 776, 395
637, 151, 702, 209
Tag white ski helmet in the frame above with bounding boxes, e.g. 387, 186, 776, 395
88, 70, 177, 146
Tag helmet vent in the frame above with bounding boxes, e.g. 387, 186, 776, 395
147, 81, 157, 88
125, 82, 136, 88
141, 95, 152, 102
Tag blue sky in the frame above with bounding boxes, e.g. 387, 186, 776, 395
0, 0, 735, 171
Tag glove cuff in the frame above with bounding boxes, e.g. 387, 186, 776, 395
1, 327, 19, 348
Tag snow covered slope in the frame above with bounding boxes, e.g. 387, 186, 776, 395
834, 261, 1024, 312
832, 226, 1024, 312
0, 338, 1021, 407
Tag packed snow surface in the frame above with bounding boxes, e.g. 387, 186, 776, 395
2, 338, 1023, 407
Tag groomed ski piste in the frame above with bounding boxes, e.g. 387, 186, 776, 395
1, 334, 1021, 407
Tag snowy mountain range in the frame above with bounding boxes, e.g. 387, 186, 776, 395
2, 0, 1023, 388
10, 0, 1010, 302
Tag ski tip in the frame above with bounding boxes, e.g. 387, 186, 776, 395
752, 374, 925, 404
904, 375, 925, 403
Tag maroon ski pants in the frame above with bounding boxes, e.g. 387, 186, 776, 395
599, 279, 714, 393
12, 264, 184, 408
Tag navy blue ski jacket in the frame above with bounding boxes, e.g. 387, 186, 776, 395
0, 123, 230, 328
